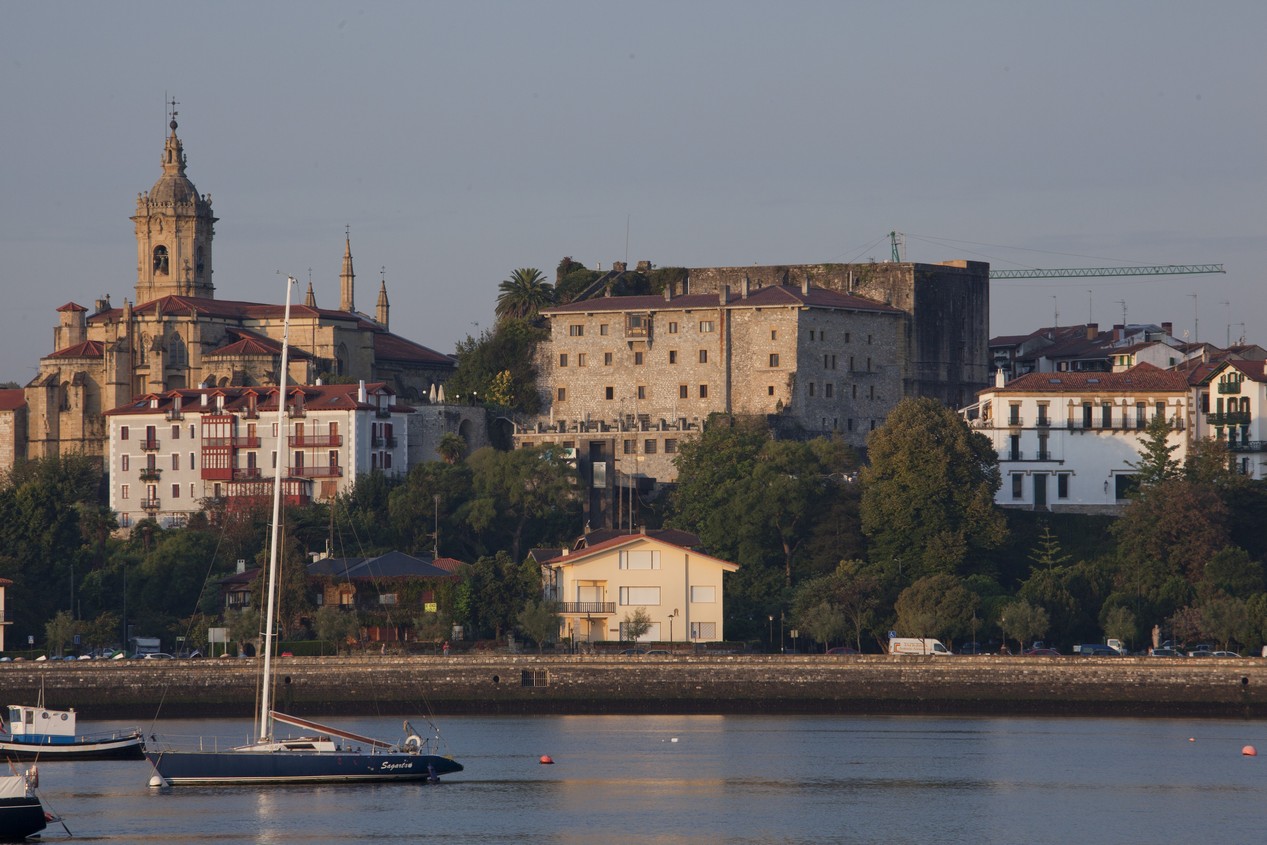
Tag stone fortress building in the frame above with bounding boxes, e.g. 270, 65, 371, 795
13, 108, 477, 476
514, 259, 990, 527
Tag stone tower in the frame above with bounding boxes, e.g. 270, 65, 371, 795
339, 233, 355, 312
131, 108, 216, 303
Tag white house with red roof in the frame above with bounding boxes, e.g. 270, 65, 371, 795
1191, 359, 1267, 479
105, 381, 410, 531
540, 529, 738, 645
970, 363, 1192, 512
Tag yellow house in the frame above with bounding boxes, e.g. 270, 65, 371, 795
542, 532, 738, 644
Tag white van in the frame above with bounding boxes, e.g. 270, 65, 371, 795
889, 637, 952, 656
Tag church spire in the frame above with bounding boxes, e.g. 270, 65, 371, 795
339, 227, 355, 312
304, 280, 317, 308
376, 268, 390, 330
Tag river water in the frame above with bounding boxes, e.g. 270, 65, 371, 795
24, 713, 1266, 844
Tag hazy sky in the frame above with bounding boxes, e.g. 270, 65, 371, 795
3, 2, 1264, 384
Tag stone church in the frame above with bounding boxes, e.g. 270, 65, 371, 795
22, 113, 457, 465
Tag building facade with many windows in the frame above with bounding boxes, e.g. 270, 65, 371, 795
105, 382, 409, 530
970, 363, 1191, 513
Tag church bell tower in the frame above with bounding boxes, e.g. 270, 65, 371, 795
132, 101, 217, 303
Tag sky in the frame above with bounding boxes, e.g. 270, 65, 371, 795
2, 2, 1264, 384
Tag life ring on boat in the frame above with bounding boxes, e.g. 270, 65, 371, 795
403, 734, 423, 753
27, 766, 38, 788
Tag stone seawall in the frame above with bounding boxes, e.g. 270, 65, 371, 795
3, 655, 1263, 720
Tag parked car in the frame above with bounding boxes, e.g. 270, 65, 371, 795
1148, 647, 1185, 657
620, 648, 647, 655
826, 647, 859, 655
958, 642, 987, 655
1073, 643, 1121, 657
142, 652, 174, 660
1023, 647, 1061, 656
1212, 651, 1241, 658
1187, 645, 1214, 658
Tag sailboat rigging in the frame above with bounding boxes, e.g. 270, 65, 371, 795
145, 276, 462, 786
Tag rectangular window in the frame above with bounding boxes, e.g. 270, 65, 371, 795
1136, 402, 1147, 427
679, 384, 689, 399
189, 452, 195, 470
825, 383, 834, 398
379, 593, 398, 605
634, 351, 644, 365
665, 438, 678, 454
620, 550, 661, 570
604, 352, 613, 366
769, 353, 780, 367
699, 320, 715, 333
600, 323, 609, 336
1057, 473, 1070, 499
569, 324, 584, 337
121, 454, 130, 472
644, 438, 657, 454
809, 382, 816, 397
121, 484, 129, 500
1102, 403, 1113, 428
577, 353, 587, 367
557, 387, 567, 402
1155, 401, 1166, 419
623, 439, 633, 454
668, 351, 677, 364
771, 329, 778, 340
172, 424, 180, 440
171, 483, 180, 499
637, 385, 647, 400
172, 453, 180, 471
190, 483, 196, 498
121, 426, 129, 440
1011, 473, 1024, 499
559, 353, 568, 367
606, 386, 614, 400
691, 585, 716, 603
619, 586, 661, 605
700, 384, 709, 399
699, 349, 708, 364
845, 333, 851, 344
668, 322, 678, 334
691, 621, 717, 640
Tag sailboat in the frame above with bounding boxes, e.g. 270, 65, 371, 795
0, 768, 51, 842
145, 277, 462, 786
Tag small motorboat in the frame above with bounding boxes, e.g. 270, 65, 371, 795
2, 702, 144, 762
0, 769, 48, 842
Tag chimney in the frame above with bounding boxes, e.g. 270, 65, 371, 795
1086, 323, 1098, 340
995, 368, 1006, 388
742, 275, 750, 299
613, 261, 627, 273
801, 274, 810, 296
236, 559, 246, 574
664, 286, 672, 303
200, 393, 208, 407
358, 379, 367, 404
1113, 324, 1124, 341
719, 285, 728, 305
1162, 321, 1173, 337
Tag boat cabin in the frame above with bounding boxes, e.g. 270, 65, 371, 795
6, 705, 79, 744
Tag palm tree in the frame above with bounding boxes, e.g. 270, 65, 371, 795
495, 268, 554, 321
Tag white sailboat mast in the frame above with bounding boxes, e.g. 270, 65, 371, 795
259, 275, 297, 742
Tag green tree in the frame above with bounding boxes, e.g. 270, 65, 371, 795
44, 610, 77, 657
1112, 478, 1231, 586
314, 605, 361, 654
495, 267, 554, 322
1200, 547, 1264, 597
998, 599, 1050, 654
797, 601, 848, 652
1102, 605, 1137, 648
1199, 593, 1251, 650
791, 560, 880, 652
467, 445, 578, 563
1130, 411, 1182, 490
894, 574, 978, 643
464, 552, 539, 641
437, 433, 467, 465
387, 460, 475, 558
516, 599, 561, 653
861, 398, 1006, 579
447, 319, 547, 415
226, 607, 261, 656
622, 607, 653, 644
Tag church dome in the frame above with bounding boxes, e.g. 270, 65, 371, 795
147, 119, 203, 205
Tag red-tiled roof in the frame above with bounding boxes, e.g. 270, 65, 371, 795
542, 531, 737, 570
48, 340, 105, 359
373, 331, 456, 366
104, 382, 413, 416
542, 285, 902, 316
0, 389, 27, 411
987, 363, 1188, 394
56, 302, 88, 313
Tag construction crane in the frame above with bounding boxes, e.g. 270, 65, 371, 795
885, 231, 1224, 279
990, 264, 1225, 279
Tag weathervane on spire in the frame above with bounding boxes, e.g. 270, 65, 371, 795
167, 96, 180, 130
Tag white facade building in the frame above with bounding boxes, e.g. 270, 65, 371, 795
105, 382, 410, 530
970, 364, 1191, 513
1192, 359, 1267, 480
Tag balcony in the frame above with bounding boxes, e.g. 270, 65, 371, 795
1006, 451, 1023, 461
232, 436, 261, 448
1036, 451, 1053, 461
1209, 412, 1250, 427
1228, 440, 1266, 453
1035, 417, 1051, 428
558, 602, 616, 615
288, 434, 343, 448
166, 410, 184, 421
1006, 416, 1024, 427
371, 435, 399, 449
140, 438, 160, 451
1218, 381, 1243, 395
140, 498, 161, 511
138, 467, 162, 481
288, 465, 344, 478
232, 467, 263, 481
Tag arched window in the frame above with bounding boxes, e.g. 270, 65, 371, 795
59, 381, 71, 412
336, 343, 349, 376
168, 334, 187, 370
153, 245, 169, 275
196, 246, 205, 274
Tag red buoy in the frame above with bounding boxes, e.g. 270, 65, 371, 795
539, 755, 554, 764
1242, 745, 1257, 757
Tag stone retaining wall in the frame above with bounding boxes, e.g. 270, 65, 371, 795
3, 655, 1262, 720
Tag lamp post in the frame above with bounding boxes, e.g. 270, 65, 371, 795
433, 494, 440, 557
668, 609, 677, 644
768, 615, 774, 653
780, 612, 785, 654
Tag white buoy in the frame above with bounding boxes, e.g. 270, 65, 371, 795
148, 774, 167, 788
670, 737, 679, 743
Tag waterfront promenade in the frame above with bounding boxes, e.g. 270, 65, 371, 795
3, 654, 1264, 720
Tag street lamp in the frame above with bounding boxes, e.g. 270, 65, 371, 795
768, 615, 774, 653
668, 609, 678, 644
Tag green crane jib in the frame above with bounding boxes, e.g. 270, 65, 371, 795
990, 264, 1225, 280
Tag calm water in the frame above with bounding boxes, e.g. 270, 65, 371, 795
24, 713, 1267, 844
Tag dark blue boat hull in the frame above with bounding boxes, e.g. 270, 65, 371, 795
1, 733, 145, 762
0, 796, 46, 842
146, 749, 463, 785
